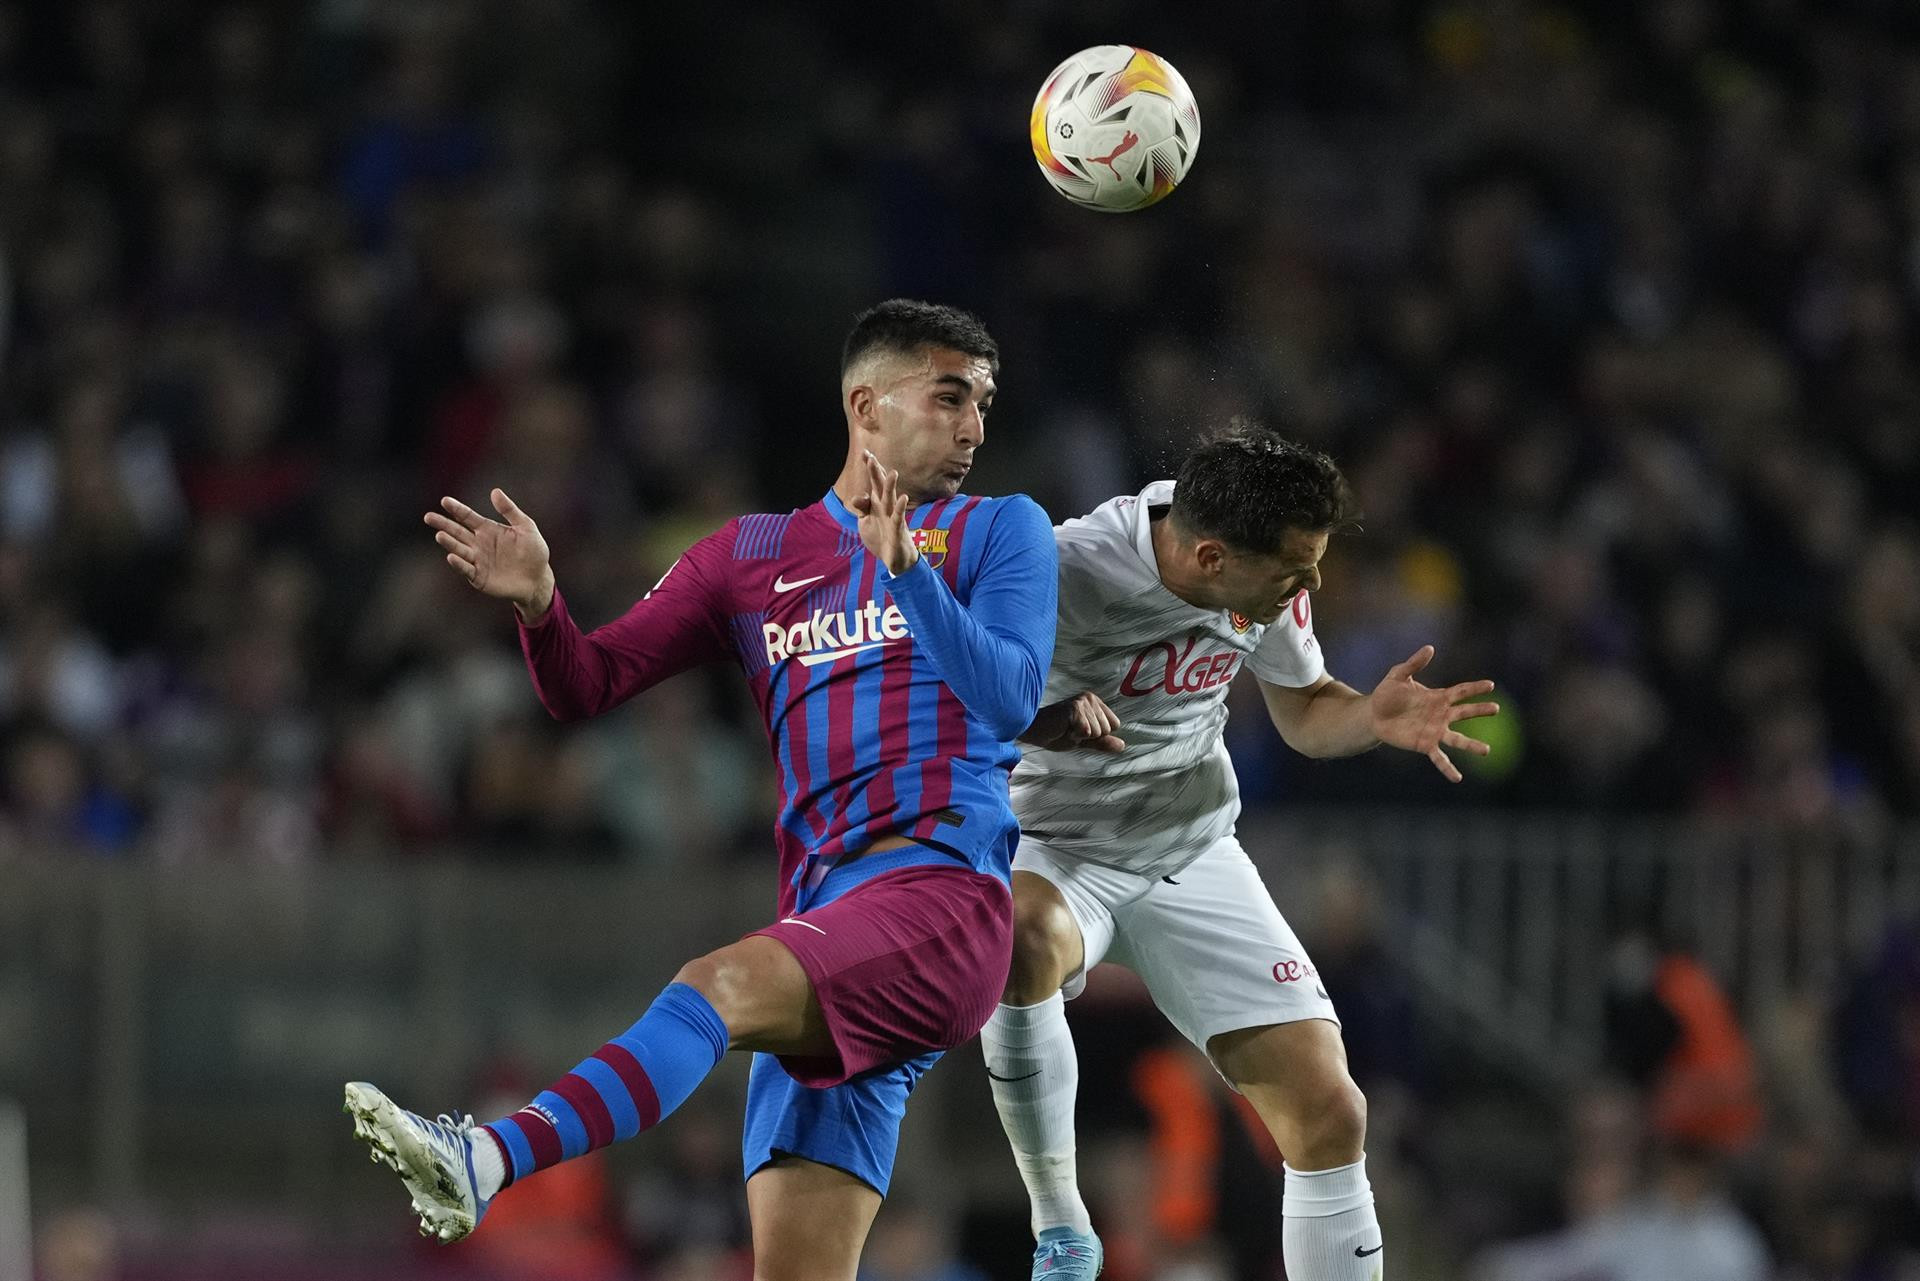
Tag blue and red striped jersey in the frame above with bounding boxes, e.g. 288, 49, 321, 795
518, 488, 1057, 914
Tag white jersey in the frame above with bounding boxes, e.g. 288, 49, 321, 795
1009, 481, 1326, 878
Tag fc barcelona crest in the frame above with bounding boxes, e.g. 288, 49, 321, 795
1229, 610, 1252, 633
912, 527, 949, 569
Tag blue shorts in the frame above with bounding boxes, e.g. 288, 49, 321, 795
741, 1048, 938, 1195
739, 843, 1007, 1195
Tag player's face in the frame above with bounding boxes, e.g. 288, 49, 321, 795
869, 347, 997, 502
1214, 527, 1328, 624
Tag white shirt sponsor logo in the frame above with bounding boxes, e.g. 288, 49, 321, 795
763, 600, 910, 666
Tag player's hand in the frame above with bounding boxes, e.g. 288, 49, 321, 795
852, 450, 918, 576
1022, 691, 1127, 754
424, 488, 556, 623
1367, 645, 1498, 783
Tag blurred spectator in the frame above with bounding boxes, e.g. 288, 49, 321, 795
7, 0, 1920, 857
858, 1194, 988, 1281
1603, 926, 1764, 1155
1474, 1142, 1771, 1281
34, 1206, 120, 1281
1834, 922, 1920, 1145
623, 1106, 751, 1270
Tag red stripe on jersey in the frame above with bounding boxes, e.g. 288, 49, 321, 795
550, 1071, 615, 1152
781, 661, 826, 843
916, 497, 982, 816
773, 828, 809, 918
859, 511, 931, 843
920, 685, 963, 815
937, 496, 981, 591
821, 556, 875, 844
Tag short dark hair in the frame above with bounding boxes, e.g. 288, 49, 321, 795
1169, 423, 1360, 554
840, 299, 999, 377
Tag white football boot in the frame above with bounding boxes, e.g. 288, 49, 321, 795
344, 1081, 493, 1243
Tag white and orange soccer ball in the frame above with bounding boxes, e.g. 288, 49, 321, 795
1029, 45, 1201, 212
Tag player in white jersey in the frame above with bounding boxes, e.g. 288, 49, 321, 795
986, 427, 1500, 1281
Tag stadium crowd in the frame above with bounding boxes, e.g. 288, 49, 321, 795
5, 0, 1920, 1278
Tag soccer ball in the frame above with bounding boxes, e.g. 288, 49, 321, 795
1029, 45, 1201, 212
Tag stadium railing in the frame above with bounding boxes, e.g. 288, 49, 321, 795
6, 808, 1916, 1214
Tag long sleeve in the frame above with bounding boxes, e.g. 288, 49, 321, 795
517, 527, 732, 721
881, 495, 1057, 742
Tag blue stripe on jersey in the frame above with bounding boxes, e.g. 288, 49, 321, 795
767, 663, 818, 848
892, 501, 944, 824
801, 545, 858, 837
835, 527, 860, 558
944, 497, 990, 767
734, 513, 790, 560
807, 583, 848, 617
931, 497, 976, 546
836, 553, 888, 850
731, 612, 770, 680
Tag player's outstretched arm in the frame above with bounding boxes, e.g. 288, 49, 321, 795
425, 489, 556, 622
1259, 645, 1498, 782
430, 488, 730, 721
1019, 691, 1126, 754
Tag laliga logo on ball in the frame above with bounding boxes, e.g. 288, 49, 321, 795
1030, 45, 1201, 212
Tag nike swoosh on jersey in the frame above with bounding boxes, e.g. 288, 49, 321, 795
778, 917, 827, 935
796, 641, 890, 666
773, 573, 827, 593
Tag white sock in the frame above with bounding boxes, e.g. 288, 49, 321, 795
980, 993, 1093, 1237
471, 1126, 507, 1201
1283, 1158, 1384, 1279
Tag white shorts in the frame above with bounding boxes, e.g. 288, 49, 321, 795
1014, 833, 1339, 1064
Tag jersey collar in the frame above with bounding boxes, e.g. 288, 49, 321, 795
822, 488, 860, 531
1130, 479, 1176, 577
821, 487, 946, 533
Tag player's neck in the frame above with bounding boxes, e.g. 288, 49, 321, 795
830, 455, 867, 511
831, 450, 932, 512
1149, 516, 1216, 611
829, 451, 891, 511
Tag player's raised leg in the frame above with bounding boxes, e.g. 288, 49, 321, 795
347, 934, 829, 1243
1212, 1019, 1384, 1279
980, 868, 1103, 1278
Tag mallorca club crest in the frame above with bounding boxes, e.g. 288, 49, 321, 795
912, 527, 949, 569
1229, 610, 1252, 633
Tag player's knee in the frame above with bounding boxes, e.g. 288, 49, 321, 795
672, 950, 754, 1031
1296, 1074, 1368, 1165
1005, 898, 1076, 1002
671, 952, 723, 1001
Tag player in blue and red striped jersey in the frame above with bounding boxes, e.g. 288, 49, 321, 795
344, 300, 1057, 1279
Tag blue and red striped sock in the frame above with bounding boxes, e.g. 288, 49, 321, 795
482, 982, 728, 1186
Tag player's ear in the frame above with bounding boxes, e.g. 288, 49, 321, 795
1194, 539, 1228, 577
846, 381, 880, 433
